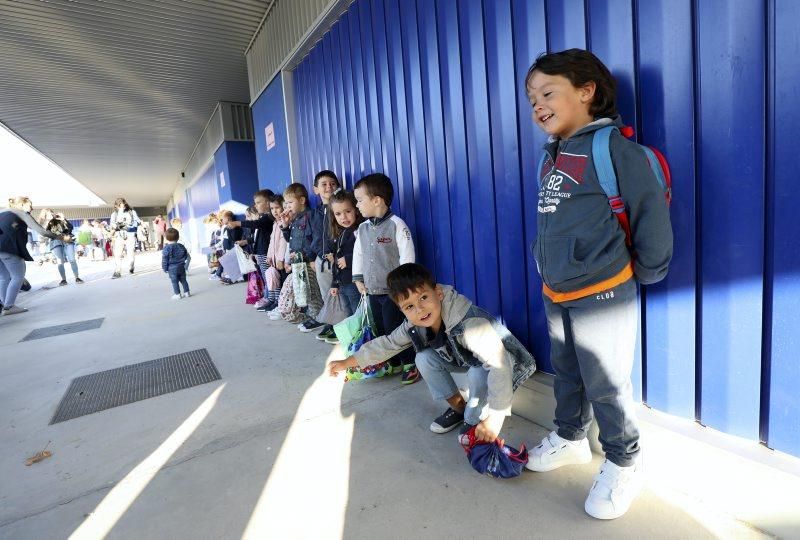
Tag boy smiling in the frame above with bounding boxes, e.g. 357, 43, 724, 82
328, 263, 537, 442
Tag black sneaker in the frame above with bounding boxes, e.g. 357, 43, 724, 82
129, 264, 135, 274
59, 279, 68, 286
75, 277, 84, 284
430, 407, 464, 434
111, 272, 121, 279
315, 325, 334, 341
298, 319, 323, 333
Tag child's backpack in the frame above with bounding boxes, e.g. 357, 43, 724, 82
537, 125, 672, 247
591, 125, 671, 247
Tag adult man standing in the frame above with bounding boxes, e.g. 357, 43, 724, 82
153, 214, 167, 250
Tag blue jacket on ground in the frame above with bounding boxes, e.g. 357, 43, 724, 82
162, 242, 189, 272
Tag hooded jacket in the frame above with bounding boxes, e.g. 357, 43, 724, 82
353, 286, 537, 417
534, 116, 672, 294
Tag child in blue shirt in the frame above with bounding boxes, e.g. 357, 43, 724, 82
524, 49, 672, 520
161, 228, 191, 299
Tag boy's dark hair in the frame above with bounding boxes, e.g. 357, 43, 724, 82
387, 263, 436, 303
525, 49, 617, 119
254, 189, 274, 201
314, 170, 339, 187
354, 173, 393, 206
327, 190, 364, 240
269, 194, 284, 206
165, 227, 179, 242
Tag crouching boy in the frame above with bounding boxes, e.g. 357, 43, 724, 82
328, 263, 537, 442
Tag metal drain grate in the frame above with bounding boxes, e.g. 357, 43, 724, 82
50, 349, 221, 424
21, 318, 105, 342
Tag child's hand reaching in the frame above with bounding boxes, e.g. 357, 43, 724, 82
337, 257, 346, 269
327, 357, 358, 377
475, 414, 505, 443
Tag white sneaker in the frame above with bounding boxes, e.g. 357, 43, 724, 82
209, 275, 220, 281
171, 294, 182, 300
184, 291, 191, 298
526, 431, 592, 472
584, 459, 644, 520
267, 309, 282, 320
2, 305, 28, 316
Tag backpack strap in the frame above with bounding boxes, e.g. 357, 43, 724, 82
591, 125, 633, 246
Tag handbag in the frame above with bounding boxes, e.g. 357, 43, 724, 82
235, 245, 257, 275
316, 290, 349, 325
219, 250, 243, 282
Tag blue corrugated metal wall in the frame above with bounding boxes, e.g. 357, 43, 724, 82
252, 73, 293, 193
287, 0, 800, 457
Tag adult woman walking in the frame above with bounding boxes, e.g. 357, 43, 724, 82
0, 197, 70, 315
109, 198, 141, 279
40, 209, 83, 285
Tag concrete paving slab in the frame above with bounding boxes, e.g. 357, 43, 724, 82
0, 253, 772, 539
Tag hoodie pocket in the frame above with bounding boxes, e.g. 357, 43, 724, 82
538, 236, 586, 284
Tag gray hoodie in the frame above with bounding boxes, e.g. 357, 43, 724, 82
353, 286, 537, 417
534, 116, 672, 293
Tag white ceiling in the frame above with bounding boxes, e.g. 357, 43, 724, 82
0, 0, 267, 206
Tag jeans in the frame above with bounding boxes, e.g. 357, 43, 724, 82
368, 293, 415, 368
0, 251, 27, 308
168, 266, 190, 295
338, 283, 361, 316
543, 278, 640, 467
51, 243, 79, 280
415, 348, 489, 426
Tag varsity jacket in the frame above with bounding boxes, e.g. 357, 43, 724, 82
352, 211, 415, 294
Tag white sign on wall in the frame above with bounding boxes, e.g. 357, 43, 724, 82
219, 171, 225, 187
265, 123, 276, 151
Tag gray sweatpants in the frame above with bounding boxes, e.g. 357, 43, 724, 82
543, 278, 640, 467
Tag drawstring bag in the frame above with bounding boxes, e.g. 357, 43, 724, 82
292, 262, 309, 307
245, 271, 264, 304
219, 249, 243, 282
333, 296, 388, 382
278, 274, 303, 323
317, 290, 349, 325
459, 426, 528, 479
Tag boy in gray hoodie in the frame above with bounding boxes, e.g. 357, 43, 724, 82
328, 263, 536, 443
525, 49, 672, 520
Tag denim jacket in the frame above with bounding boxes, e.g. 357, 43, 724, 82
281, 208, 321, 262
353, 286, 537, 416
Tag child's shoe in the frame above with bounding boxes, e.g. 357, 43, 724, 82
254, 298, 269, 310
430, 407, 464, 434
525, 431, 592, 472
184, 291, 191, 298
385, 365, 403, 376
315, 325, 335, 341
209, 274, 220, 281
171, 294, 182, 300
324, 335, 339, 345
584, 458, 643, 520
298, 319, 323, 333
401, 364, 420, 385
267, 309, 282, 320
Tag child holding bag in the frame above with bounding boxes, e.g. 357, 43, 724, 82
262, 195, 288, 312
319, 190, 364, 344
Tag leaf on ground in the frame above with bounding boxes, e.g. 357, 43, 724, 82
25, 450, 52, 466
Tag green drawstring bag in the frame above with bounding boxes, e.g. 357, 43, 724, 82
333, 294, 374, 352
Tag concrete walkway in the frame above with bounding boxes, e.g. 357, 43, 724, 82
0, 253, 770, 539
